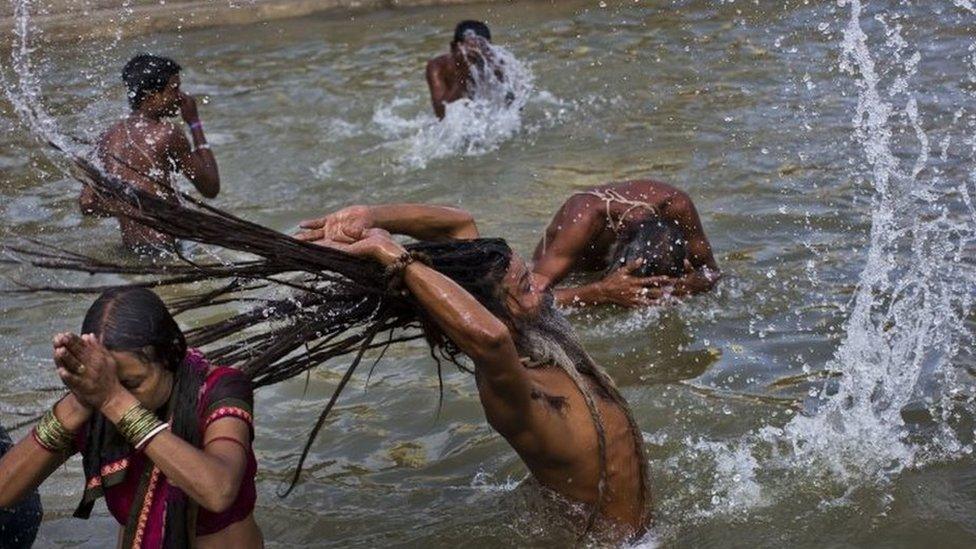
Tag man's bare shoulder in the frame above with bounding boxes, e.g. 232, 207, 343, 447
427, 53, 453, 73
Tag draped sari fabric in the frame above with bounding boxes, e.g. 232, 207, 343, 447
73, 350, 255, 548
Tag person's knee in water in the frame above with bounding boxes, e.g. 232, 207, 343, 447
83, 53, 221, 253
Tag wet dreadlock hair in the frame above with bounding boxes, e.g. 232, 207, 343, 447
607, 220, 687, 277
7, 149, 649, 536
78, 287, 204, 549
122, 54, 181, 110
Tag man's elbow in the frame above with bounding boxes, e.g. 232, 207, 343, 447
470, 321, 511, 360
451, 210, 479, 239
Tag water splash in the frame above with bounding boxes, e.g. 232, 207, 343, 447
664, 0, 976, 525
777, 0, 976, 482
1, 0, 69, 152
371, 43, 539, 170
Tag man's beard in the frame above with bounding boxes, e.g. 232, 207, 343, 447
511, 292, 590, 374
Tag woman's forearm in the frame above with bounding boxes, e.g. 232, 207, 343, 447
0, 396, 87, 507
100, 391, 247, 513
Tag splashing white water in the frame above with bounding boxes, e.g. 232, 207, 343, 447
777, 0, 976, 482
371, 43, 540, 170
1, 0, 69, 151
669, 0, 976, 524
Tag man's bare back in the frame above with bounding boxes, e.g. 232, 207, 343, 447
91, 117, 186, 249
533, 179, 720, 307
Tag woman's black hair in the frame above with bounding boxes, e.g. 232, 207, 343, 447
453, 20, 492, 44
607, 220, 687, 277
122, 54, 181, 110
80, 287, 203, 548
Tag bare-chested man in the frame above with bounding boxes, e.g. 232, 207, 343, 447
296, 204, 650, 541
82, 54, 220, 253
533, 180, 720, 308
425, 20, 500, 119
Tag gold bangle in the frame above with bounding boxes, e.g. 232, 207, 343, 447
33, 407, 74, 453
117, 404, 164, 447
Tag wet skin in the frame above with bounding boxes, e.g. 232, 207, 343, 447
0, 334, 261, 548
300, 207, 648, 538
488, 255, 647, 533
532, 179, 721, 308
425, 35, 499, 119
84, 73, 219, 251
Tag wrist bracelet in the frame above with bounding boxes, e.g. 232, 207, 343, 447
117, 403, 165, 448
189, 121, 203, 131
33, 406, 75, 453
384, 250, 431, 293
134, 422, 170, 450
193, 143, 211, 152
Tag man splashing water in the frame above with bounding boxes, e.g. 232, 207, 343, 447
425, 20, 510, 119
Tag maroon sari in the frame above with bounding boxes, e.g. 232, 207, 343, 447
73, 349, 256, 548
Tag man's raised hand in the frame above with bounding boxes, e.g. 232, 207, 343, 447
295, 205, 373, 246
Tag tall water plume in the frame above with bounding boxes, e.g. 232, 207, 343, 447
776, 0, 976, 482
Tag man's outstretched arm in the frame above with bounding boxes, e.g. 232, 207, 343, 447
296, 204, 479, 244
324, 229, 533, 436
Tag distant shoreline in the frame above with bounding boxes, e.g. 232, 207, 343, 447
0, 0, 511, 43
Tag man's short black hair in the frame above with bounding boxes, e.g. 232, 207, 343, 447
453, 20, 491, 44
122, 54, 181, 110
607, 221, 687, 277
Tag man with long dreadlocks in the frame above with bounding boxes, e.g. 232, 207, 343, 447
82, 54, 220, 254
297, 204, 651, 540
532, 179, 721, 308
15, 143, 652, 539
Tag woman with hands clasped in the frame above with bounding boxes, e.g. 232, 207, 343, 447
0, 287, 263, 548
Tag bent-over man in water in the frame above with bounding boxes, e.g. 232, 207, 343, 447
296, 204, 650, 541
533, 180, 720, 308
82, 54, 220, 253
425, 20, 503, 119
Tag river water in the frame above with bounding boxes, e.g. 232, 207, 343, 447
2, 0, 976, 547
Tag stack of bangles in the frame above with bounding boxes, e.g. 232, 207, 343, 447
32, 406, 75, 454
117, 404, 169, 450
